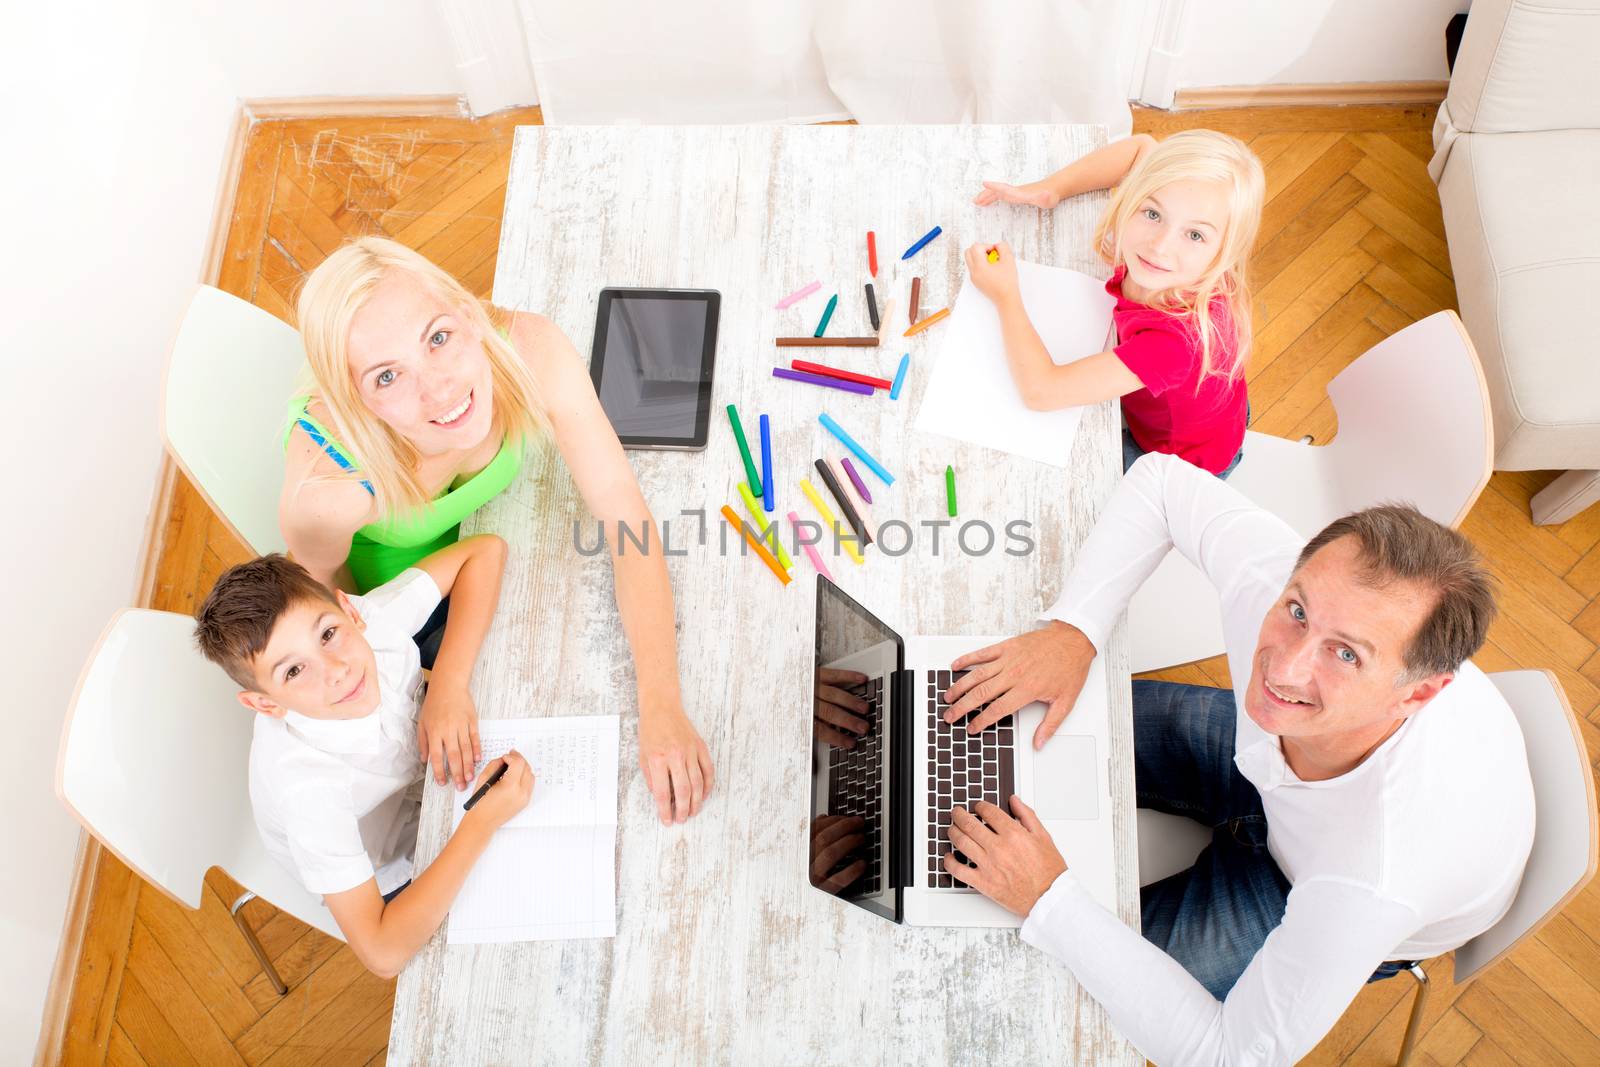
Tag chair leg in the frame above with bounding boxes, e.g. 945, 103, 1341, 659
1396, 962, 1430, 1067
230, 891, 288, 996
1530, 469, 1600, 526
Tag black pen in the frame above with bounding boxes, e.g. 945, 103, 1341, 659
462, 759, 509, 811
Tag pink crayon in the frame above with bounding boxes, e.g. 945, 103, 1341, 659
788, 511, 834, 581
775, 281, 822, 309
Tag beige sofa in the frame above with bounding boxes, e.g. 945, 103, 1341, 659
1429, 0, 1600, 524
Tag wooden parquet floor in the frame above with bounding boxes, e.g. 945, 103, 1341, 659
57, 103, 1600, 1066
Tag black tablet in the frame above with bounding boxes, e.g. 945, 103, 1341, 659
589, 287, 720, 450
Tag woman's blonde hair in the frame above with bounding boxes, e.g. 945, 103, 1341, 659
294, 236, 550, 517
1093, 130, 1265, 392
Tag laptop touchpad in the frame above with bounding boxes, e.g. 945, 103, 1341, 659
1031, 735, 1100, 820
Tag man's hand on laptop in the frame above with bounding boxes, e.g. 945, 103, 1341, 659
943, 797, 1067, 917
815, 667, 871, 750
942, 621, 1096, 749
810, 814, 867, 895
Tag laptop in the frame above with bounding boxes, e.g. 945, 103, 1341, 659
808, 575, 1117, 926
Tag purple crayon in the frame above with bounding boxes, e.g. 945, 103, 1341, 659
772, 367, 874, 396
839, 456, 873, 504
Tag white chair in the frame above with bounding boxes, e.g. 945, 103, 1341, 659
161, 284, 308, 556
1394, 670, 1597, 1065
56, 609, 342, 995
1128, 310, 1492, 673
1132, 670, 1597, 1067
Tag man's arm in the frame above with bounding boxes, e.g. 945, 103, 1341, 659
408, 534, 507, 789
1021, 872, 1417, 1065
1043, 452, 1301, 653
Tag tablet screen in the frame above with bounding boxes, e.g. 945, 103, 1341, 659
589, 289, 719, 449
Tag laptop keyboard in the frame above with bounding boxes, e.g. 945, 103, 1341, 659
826, 675, 884, 895
926, 669, 1016, 888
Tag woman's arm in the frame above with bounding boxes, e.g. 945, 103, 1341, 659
279, 430, 377, 592
963, 243, 1143, 411
975, 133, 1157, 209
509, 312, 714, 825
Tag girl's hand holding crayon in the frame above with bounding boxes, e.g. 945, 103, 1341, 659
964, 241, 1021, 306
973, 179, 1059, 210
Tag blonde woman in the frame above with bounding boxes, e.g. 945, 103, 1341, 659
970, 130, 1265, 478
280, 237, 712, 824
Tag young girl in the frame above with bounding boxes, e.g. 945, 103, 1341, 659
969, 130, 1265, 477
280, 237, 713, 824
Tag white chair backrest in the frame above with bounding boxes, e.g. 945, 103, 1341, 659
1454, 670, 1598, 984
56, 609, 341, 939
1319, 310, 1492, 526
1128, 311, 1493, 674
162, 285, 306, 555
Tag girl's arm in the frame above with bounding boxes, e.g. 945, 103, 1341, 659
975, 134, 1157, 209
509, 312, 714, 826
964, 243, 1143, 411
279, 431, 377, 592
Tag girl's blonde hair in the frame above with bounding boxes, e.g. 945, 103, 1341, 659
1093, 130, 1265, 391
294, 236, 550, 518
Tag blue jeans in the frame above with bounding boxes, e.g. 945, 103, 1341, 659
1122, 429, 1244, 480
1134, 681, 1408, 997
414, 596, 450, 671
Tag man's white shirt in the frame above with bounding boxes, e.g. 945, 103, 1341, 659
249, 568, 443, 897
1020, 453, 1534, 1066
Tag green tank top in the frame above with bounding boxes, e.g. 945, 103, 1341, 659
284, 398, 522, 592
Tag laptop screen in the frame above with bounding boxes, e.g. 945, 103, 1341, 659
810, 576, 904, 922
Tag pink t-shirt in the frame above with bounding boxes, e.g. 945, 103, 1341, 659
1109, 266, 1248, 475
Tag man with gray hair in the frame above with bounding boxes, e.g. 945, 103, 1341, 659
939, 453, 1533, 1065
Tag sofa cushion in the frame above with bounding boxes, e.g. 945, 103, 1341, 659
1437, 129, 1600, 469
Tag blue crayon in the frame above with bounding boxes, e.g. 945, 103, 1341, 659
759, 414, 774, 512
889, 353, 910, 400
818, 412, 895, 486
901, 226, 942, 260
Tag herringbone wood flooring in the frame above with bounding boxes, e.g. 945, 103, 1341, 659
57, 104, 1600, 1066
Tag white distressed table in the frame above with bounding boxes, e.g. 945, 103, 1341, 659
391, 124, 1139, 1066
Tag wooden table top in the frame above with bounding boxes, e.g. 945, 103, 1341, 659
390, 123, 1139, 1067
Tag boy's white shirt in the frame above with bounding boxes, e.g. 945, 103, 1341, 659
1020, 453, 1534, 1067
248, 568, 442, 898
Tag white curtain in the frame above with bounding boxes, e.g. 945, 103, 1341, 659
516, 0, 1131, 136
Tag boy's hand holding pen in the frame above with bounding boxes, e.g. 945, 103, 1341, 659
462, 749, 535, 829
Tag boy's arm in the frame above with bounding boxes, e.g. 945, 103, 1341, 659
324, 752, 533, 978
412, 533, 509, 788
975, 134, 1157, 209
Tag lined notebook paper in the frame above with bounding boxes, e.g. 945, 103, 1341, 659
447, 716, 620, 943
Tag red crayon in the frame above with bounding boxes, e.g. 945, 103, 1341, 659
867, 231, 878, 277
791, 360, 893, 390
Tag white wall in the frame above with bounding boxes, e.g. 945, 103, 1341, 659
1179, 0, 1467, 88
0, 2, 237, 1057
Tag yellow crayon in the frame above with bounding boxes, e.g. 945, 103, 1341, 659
799, 478, 865, 565
736, 481, 795, 571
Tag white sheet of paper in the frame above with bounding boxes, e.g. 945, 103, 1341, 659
914, 261, 1116, 467
447, 716, 620, 944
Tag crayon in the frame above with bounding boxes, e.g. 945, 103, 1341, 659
791, 360, 892, 390
889, 353, 910, 400
788, 510, 834, 581
814, 293, 839, 337
721, 505, 790, 585
818, 412, 894, 485
840, 456, 873, 504
759, 413, 774, 513
775, 280, 821, 309
902, 226, 942, 260
727, 404, 762, 497
800, 478, 865, 565
773, 367, 874, 396
905, 307, 950, 337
